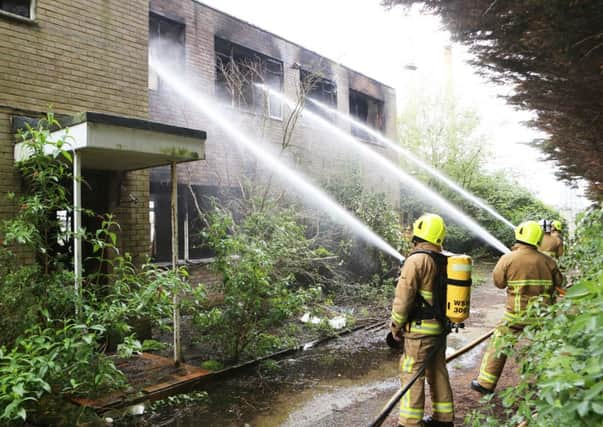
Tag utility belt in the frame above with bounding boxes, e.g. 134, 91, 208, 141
409, 294, 437, 321
405, 296, 446, 335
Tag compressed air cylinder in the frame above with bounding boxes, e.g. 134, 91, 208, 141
446, 254, 472, 324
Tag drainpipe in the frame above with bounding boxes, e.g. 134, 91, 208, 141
73, 150, 82, 314
171, 162, 182, 364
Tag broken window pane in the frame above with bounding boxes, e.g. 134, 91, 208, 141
149, 13, 185, 91
215, 37, 283, 118
266, 58, 283, 119
0, 0, 32, 19
349, 89, 384, 142
300, 69, 337, 119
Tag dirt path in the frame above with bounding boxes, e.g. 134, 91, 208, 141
251, 262, 518, 427
294, 261, 517, 427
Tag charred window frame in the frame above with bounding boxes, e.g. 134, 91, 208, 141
0, 0, 35, 21
349, 89, 384, 142
215, 37, 283, 119
149, 13, 185, 91
300, 70, 337, 119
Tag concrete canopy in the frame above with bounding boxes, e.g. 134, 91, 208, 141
13, 112, 206, 170
12, 112, 205, 364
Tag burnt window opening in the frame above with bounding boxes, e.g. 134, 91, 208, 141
150, 182, 240, 262
349, 89, 384, 142
215, 37, 283, 119
0, 0, 34, 19
149, 13, 185, 91
300, 70, 337, 119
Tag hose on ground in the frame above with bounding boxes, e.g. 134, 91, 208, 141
368, 328, 495, 427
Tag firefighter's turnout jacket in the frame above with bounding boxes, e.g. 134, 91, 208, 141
539, 232, 564, 258
391, 242, 453, 426
477, 242, 563, 391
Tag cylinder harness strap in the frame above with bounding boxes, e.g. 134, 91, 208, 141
406, 250, 449, 331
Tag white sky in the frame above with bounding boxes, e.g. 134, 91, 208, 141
199, 0, 590, 216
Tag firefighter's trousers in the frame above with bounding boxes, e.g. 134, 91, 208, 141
477, 323, 523, 391
399, 334, 453, 426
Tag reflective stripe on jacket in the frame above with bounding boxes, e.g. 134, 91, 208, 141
391, 241, 444, 337
493, 243, 563, 323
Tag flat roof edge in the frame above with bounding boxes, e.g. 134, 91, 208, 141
12, 112, 207, 140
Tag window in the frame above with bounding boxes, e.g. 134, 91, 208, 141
300, 69, 337, 118
149, 13, 185, 90
150, 182, 239, 262
0, 0, 34, 20
349, 89, 384, 142
215, 37, 283, 119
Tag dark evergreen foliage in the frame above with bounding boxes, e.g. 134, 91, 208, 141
383, 0, 603, 198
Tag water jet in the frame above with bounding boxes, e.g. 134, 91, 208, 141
150, 59, 404, 262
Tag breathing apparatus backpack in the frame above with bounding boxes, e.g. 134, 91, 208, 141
406, 250, 473, 332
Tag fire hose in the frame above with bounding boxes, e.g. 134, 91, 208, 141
368, 329, 495, 427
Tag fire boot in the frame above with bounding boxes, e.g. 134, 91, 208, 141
422, 415, 452, 426
470, 379, 493, 395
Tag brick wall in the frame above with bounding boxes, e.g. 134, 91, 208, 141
0, 0, 151, 261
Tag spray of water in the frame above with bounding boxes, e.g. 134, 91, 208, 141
307, 97, 516, 231
258, 85, 510, 254
150, 59, 404, 261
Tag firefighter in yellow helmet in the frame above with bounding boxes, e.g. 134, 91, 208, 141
539, 219, 564, 259
470, 221, 563, 394
390, 213, 453, 427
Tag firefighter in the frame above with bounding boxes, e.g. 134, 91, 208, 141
390, 213, 453, 427
539, 219, 564, 259
551, 220, 564, 256
470, 220, 563, 394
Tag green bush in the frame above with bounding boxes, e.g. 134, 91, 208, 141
0, 114, 200, 422
0, 321, 124, 422
322, 162, 406, 280
398, 90, 560, 255
466, 205, 603, 426
194, 205, 320, 362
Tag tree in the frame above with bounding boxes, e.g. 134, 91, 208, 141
382, 0, 603, 199
398, 90, 559, 253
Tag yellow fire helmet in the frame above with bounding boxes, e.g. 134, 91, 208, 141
552, 220, 563, 232
413, 213, 446, 246
515, 220, 544, 247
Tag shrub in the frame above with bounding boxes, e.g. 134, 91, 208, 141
0, 114, 200, 422
466, 205, 603, 426
194, 205, 320, 362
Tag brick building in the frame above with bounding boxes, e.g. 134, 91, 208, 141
147, 1, 399, 268
0, 1, 398, 280
0, 0, 153, 261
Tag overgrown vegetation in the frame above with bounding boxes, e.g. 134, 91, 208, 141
193, 201, 325, 362
466, 205, 603, 426
189, 151, 405, 362
0, 115, 195, 422
323, 163, 407, 280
